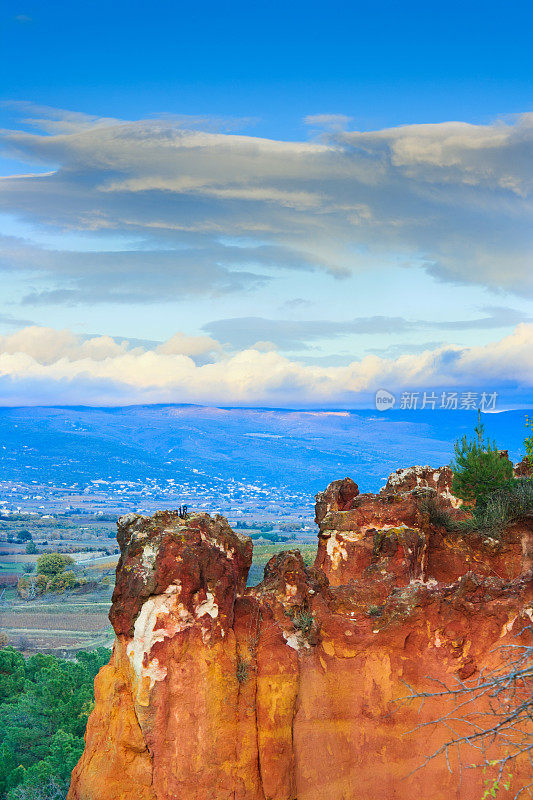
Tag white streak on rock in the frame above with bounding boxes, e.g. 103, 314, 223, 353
195, 591, 219, 619
326, 532, 348, 570
127, 583, 193, 690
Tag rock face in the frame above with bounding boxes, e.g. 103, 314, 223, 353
315, 466, 532, 587
69, 511, 252, 800
380, 464, 461, 507
69, 478, 533, 800
515, 455, 533, 478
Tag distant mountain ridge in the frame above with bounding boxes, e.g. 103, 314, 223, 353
0, 404, 529, 495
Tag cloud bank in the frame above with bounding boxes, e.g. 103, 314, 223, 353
0, 106, 532, 304
203, 306, 533, 351
1, 324, 531, 407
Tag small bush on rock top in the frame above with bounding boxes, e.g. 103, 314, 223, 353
458, 479, 533, 538
425, 413, 533, 539
451, 412, 513, 510
525, 416, 533, 470
418, 497, 455, 530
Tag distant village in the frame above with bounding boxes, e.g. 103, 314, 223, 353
0, 474, 315, 530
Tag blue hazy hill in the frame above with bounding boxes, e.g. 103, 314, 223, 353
0, 405, 529, 495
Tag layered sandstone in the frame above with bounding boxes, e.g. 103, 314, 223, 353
69, 474, 533, 800
315, 469, 533, 586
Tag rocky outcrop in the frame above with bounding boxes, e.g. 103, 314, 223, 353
315, 465, 532, 586
381, 464, 461, 507
315, 476, 360, 524
69, 478, 533, 800
69, 511, 252, 800
514, 455, 533, 478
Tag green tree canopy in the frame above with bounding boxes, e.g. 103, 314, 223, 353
35, 554, 74, 579
46, 571, 78, 592
0, 647, 109, 799
525, 415, 533, 470
451, 412, 513, 509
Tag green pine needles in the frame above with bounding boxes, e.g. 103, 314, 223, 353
448, 411, 533, 538
525, 416, 533, 470
451, 411, 513, 510
0, 647, 110, 800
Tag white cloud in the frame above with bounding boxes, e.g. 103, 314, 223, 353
0, 324, 531, 407
0, 107, 531, 303
0, 326, 132, 364
156, 332, 222, 359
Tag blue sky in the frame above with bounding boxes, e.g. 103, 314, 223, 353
0, 0, 532, 407
2, 0, 532, 135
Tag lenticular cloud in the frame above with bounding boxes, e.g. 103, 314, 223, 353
0, 108, 532, 304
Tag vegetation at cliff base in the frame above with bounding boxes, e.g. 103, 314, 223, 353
0, 647, 109, 800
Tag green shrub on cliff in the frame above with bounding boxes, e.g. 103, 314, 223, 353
451, 412, 513, 510
418, 496, 455, 530
0, 647, 109, 800
465, 478, 533, 537
291, 609, 314, 636
525, 415, 533, 470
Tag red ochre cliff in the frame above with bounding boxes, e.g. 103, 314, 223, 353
68, 466, 533, 800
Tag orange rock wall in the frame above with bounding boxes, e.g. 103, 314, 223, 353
68, 479, 533, 800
